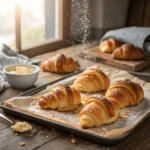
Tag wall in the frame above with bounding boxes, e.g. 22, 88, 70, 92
71, 0, 129, 42
127, 0, 150, 27
91, 0, 129, 39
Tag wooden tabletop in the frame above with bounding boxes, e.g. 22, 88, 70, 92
0, 41, 150, 150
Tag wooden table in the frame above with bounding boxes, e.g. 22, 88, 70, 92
0, 42, 150, 150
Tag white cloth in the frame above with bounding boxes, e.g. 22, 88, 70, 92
101, 27, 150, 56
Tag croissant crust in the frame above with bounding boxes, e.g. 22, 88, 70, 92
79, 96, 120, 129
73, 68, 110, 93
39, 85, 81, 111
112, 44, 145, 60
99, 38, 123, 53
105, 79, 144, 108
41, 54, 80, 73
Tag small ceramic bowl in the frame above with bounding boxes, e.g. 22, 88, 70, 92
3, 64, 40, 89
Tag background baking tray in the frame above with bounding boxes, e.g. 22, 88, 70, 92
0, 67, 150, 145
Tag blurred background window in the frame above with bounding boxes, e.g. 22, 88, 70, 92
0, 0, 58, 50
0, 0, 16, 49
21, 0, 57, 49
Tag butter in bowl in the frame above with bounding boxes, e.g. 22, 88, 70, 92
3, 64, 40, 89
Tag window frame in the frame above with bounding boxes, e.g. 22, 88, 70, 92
15, 0, 71, 57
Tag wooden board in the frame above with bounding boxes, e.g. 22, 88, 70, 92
79, 46, 150, 72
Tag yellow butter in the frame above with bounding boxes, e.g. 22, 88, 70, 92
16, 67, 30, 74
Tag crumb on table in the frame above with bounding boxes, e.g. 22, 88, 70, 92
19, 142, 25, 146
11, 122, 32, 133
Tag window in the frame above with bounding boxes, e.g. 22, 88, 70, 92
0, 0, 71, 57
0, 1, 16, 49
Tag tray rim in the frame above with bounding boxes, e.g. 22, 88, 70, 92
0, 69, 150, 145
0, 101, 130, 145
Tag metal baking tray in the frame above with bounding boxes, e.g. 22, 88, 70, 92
0, 68, 150, 145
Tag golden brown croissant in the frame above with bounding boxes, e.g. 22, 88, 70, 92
99, 38, 123, 53
39, 85, 81, 111
105, 79, 144, 108
79, 96, 120, 129
73, 68, 110, 93
112, 44, 145, 60
41, 54, 80, 73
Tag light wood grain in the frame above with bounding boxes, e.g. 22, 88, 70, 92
79, 46, 150, 71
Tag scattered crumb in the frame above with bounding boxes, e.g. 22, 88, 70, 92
19, 142, 25, 146
141, 81, 145, 87
120, 111, 129, 119
100, 130, 107, 135
12, 132, 19, 136
39, 131, 44, 134
71, 138, 76, 144
14, 133, 18, 136
11, 122, 32, 133
46, 136, 49, 138
102, 128, 107, 132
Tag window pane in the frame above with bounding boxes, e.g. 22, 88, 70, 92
0, 0, 15, 49
21, 0, 56, 49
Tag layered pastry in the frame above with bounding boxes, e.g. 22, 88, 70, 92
39, 84, 81, 112
79, 96, 120, 129
99, 38, 123, 53
41, 54, 80, 73
105, 79, 144, 108
112, 44, 145, 60
73, 68, 110, 93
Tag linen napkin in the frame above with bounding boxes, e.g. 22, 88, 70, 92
101, 27, 150, 56
0, 44, 40, 92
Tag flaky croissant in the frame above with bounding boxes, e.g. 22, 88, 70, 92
105, 79, 144, 108
79, 96, 120, 129
112, 44, 145, 60
41, 54, 80, 73
73, 68, 110, 93
99, 38, 123, 53
39, 85, 81, 111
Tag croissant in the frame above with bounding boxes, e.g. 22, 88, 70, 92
73, 68, 110, 93
105, 79, 144, 108
112, 44, 145, 60
39, 85, 81, 111
99, 38, 123, 53
79, 96, 120, 129
41, 54, 80, 73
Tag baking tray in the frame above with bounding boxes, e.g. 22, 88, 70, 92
0, 67, 150, 145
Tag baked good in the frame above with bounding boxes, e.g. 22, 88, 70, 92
112, 44, 145, 60
39, 85, 81, 111
11, 122, 32, 132
105, 79, 144, 108
73, 68, 110, 93
41, 54, 80, 73
79, 96, 120, 129
99, 38, 123, 53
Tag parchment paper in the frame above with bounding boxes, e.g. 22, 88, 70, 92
3, 66, 150, 139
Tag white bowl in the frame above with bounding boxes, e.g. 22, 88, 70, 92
3, 64, 40, 89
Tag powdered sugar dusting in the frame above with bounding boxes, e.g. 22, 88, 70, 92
70, 0, 93, 50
